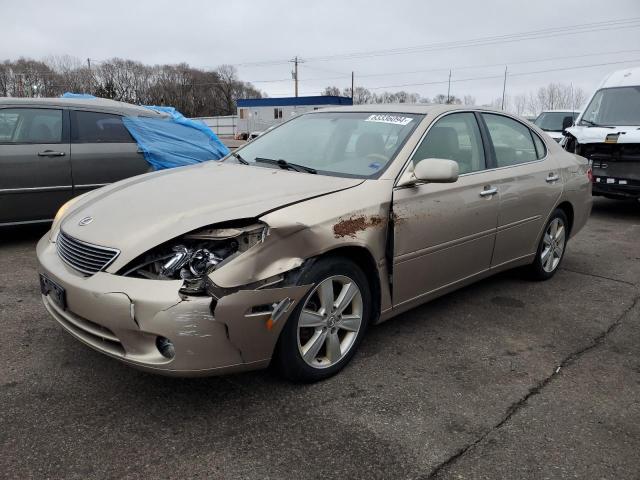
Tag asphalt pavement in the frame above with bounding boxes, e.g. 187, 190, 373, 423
1, 198, 639, 479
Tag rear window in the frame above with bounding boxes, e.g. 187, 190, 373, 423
71, 110, 135, 143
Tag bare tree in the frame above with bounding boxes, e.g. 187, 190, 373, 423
0, 55, 265, 117
463, 95, 476, 106
433, 93, 462, 104
513, 94, 528, 115
323, 86, 341, 96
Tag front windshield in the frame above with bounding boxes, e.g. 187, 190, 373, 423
580, 86, 640, 126
534, 111, 577, 131
229, 111, 424, 178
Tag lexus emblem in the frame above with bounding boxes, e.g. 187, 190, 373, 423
78, 216, 94, 226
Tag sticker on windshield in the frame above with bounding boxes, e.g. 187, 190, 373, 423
365, 114, 413, 126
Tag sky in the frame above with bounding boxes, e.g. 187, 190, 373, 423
2, 0, 640, 107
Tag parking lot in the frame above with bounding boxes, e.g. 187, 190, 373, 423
0, 198, 638, 479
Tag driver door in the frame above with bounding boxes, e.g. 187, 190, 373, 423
392, 112, 499, 307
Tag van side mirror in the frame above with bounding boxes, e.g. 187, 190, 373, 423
562, 116, 574, 131
398, 158, 459, 187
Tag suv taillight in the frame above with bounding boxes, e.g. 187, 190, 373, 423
587, 167, 593, 182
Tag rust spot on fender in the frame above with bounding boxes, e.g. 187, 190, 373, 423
333, 215, 383, 238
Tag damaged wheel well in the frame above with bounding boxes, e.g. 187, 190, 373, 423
318, 246, 381, 323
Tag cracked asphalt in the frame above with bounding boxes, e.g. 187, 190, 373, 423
1, 198, 639, 479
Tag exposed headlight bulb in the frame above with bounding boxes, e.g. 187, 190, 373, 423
189, 249, 222, 276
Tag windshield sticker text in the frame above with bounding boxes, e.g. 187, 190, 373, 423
365, 114, 413, 126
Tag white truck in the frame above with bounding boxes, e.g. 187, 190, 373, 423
563, 67, 640, 200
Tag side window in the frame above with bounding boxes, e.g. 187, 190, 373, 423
482, 114, 538, 167
70, 110, 135, 143
411, 112, 485, 174
531, 131, 546, 159
0, 108, 62, 144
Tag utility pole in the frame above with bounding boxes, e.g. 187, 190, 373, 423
446, 70, 451, 104
501, 66, 508, 111
87, 58, 92, 93
290, 56, 304, 97
351, 71, 354, 101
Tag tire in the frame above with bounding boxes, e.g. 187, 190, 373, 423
274, 256, 372, 382
528, 208, 569, 281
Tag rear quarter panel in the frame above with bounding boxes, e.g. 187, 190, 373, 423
558, 150, 592, 238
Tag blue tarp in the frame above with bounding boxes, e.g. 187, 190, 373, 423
122, 106, 230, 170
61, 92, 96, 99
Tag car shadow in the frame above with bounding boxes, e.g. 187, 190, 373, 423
591, 197, 640, 220
0, 224, 50, 246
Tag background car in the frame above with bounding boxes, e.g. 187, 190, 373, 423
533, 109, 579, 142
0, 97, 166, 226
563, 66, 640, 200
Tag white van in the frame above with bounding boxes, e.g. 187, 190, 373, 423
563, 67, 640, 200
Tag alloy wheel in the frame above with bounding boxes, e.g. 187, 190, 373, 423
297, 275, 363, 369
541, 217, 566, 273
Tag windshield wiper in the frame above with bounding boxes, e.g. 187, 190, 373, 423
231, 152, 249, 164
580, 119, 600, 127
254, 157, 317, 174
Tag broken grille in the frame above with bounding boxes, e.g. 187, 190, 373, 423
57, 231, 120, 275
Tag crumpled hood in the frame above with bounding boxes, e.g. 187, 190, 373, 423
59, 161, 363, 269
566, 125, 640, 144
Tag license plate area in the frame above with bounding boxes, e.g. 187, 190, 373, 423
39, 273, 66, 310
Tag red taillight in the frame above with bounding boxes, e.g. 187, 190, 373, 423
587, 167, 593, 182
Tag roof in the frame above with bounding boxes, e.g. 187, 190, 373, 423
538, 109, 579, 113
0, 97, 166, 117
599, 66, 640, 88
237, 95, 353, 108
315, 103, 503, 115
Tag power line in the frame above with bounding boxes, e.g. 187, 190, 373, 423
226, 17, 640, 68
364, 58, 640, 91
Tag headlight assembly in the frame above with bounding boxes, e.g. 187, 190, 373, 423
118, 221, 268, 295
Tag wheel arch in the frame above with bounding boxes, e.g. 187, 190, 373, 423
555, 200, 574, 236
316, 245, 382, 325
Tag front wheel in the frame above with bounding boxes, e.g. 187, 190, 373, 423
274, 257, 371, 382
528, 209, 569, 280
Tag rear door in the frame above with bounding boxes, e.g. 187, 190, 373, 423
69, 109, 150, 195
480, 113, 563, 266
0, 107, 72, 225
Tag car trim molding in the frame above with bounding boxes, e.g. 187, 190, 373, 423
0, 185, 73, 194
394, 227, 496, 264
496, 215, 541, 231
74, 183, 110, 189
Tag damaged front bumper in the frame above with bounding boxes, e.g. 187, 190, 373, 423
37, 235, 311, 377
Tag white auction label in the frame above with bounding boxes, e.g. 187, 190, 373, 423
365, 114, 413, 126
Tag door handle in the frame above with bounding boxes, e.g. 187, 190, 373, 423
546, 173, 560, 183
37, 150, 66, 157
479, 186, 498, 197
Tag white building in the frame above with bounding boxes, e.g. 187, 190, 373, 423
236, 95, 353, 136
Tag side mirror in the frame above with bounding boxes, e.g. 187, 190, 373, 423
562, 116, 574, 131
398, 158, 459, 187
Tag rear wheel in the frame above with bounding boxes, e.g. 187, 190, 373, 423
528, 209, 569, 280
275, 257, 371, 382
